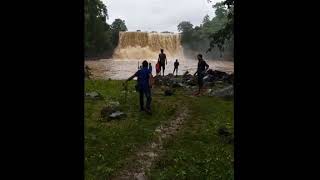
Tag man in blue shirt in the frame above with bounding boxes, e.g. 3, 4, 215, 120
125, 60, 152, 114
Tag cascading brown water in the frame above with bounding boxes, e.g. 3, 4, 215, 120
113, 32, 184, 60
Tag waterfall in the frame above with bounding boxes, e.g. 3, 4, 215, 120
113, 32, 183, 60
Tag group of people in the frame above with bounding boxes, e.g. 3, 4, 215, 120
124, 49, 209, 114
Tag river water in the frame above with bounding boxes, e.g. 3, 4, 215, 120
85, 58, 234, 80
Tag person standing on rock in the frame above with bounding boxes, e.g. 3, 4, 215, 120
124, 60, 152, 114
173, 59, 179, 76
158, 49, 167, 76
194, 54, 209, 95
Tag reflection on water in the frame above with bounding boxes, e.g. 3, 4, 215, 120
85, 58, 234, 80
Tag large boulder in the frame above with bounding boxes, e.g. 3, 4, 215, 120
206, 69, 231, 82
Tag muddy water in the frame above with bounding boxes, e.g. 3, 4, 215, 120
85, 58, 234, 80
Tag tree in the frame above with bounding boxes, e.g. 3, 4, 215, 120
177, 21, 194, 45
177, 21, 193, 33
111, 19, 128, 47
208, 0, 234, 53
213, 2, 228, 19
177, 1, 232, 59
111, 19, 128, 32
85, 0, 111, 56
202, 15, 210, 25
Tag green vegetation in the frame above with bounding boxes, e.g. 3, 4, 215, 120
85, 80, 234, 179
85, 80, 182, 179
177, 0, 234, 59
85, 0, 127, 58
149, 96, 234, 179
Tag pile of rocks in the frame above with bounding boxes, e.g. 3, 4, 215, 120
204, 69, 234, 84
154, 69, 233, 88
153, 70, 234, 97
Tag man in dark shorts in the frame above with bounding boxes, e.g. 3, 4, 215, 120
158, 49, 167, 76
173, 59, 179, 76
124, 60, 152, 114
194, 54, 209, 95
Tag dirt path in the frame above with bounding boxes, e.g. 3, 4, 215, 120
112, 106, 189, 180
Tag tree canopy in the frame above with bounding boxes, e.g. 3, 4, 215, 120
85, 0, 127, 58
177, 0, 233, 60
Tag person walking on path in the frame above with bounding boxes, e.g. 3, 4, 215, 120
124, 60, 152, 114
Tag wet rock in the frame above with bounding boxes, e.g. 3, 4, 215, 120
206, 69, 233, 83
227, 73, 234, 84
203, 74, 214, 82
186, 79, 197, 86
109, 111, 126, 119
206, 69, 214, 75
183, 71, 189, 77
167, 73, 174, 78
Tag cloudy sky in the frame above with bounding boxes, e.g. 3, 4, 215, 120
103, 0, 222, 32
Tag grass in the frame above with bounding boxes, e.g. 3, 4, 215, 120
85, 80, 181, 180
85, 79, 234, 180
148, 96, 234, 180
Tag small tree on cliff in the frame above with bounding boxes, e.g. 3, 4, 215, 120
111, 19, 128, 47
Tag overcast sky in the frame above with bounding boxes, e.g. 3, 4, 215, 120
103, 0, 222, 32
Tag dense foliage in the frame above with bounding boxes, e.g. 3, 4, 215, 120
177, 1, 234, 60
85, 0, 127, 59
